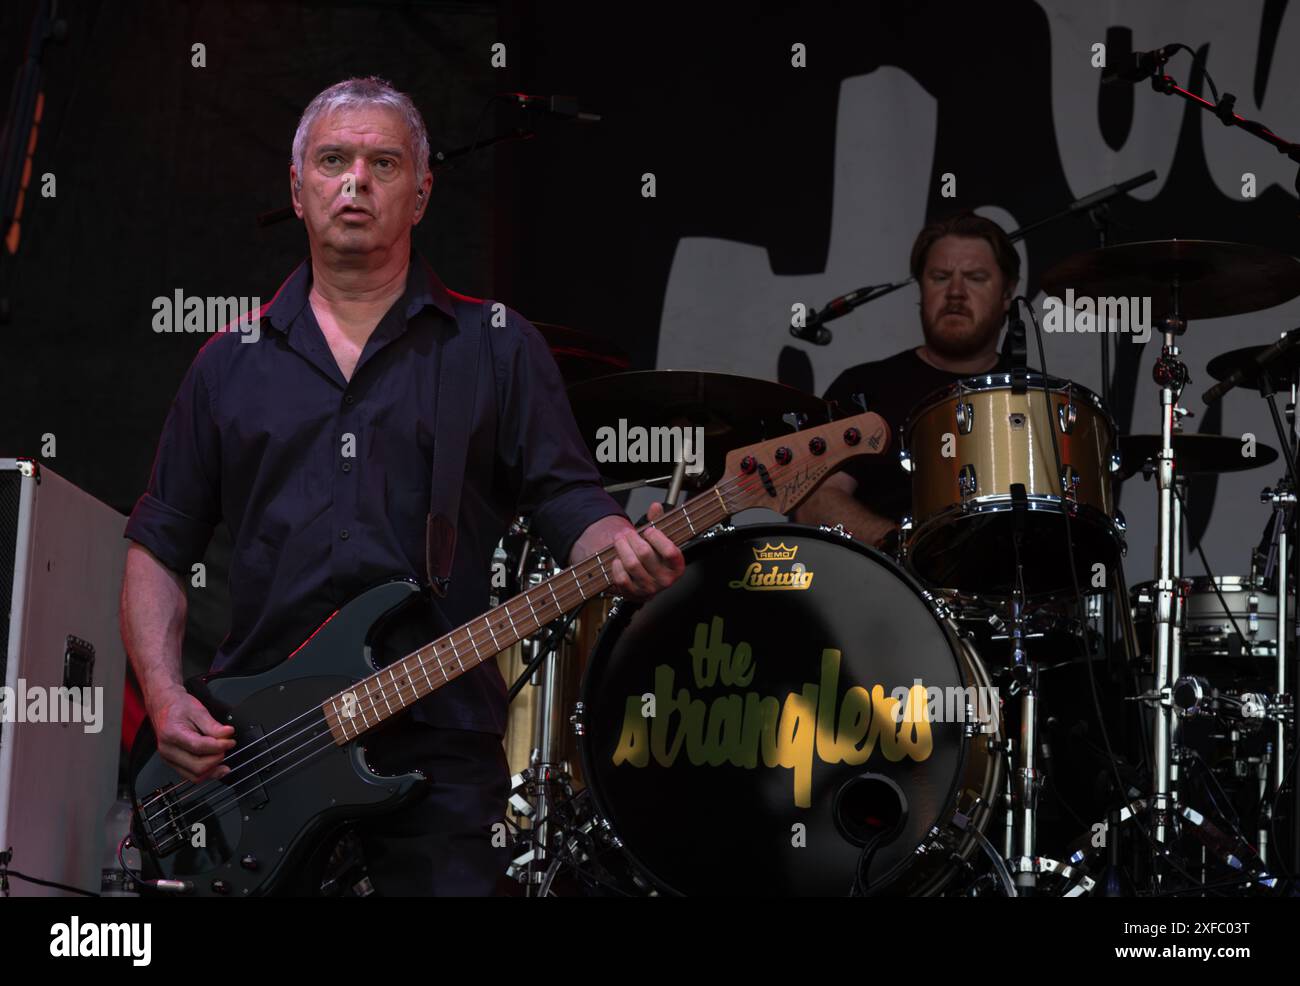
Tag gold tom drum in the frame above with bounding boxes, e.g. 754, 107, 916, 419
902, 372, 1123, 597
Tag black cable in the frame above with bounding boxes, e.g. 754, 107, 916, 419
1, 869, 98, 897
849, 840, 884, 897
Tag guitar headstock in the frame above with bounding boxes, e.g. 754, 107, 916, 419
720, 411, 890, 515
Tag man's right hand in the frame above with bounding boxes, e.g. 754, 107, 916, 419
149, 687, 236, 782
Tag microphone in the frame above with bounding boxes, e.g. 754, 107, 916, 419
793, 281, 900, 345
1202, 326, 1300, 405
789, 310, 832, 345
1066, 171, 1157, 215
507, 93, 602, 122
1102, 43, 1181, 84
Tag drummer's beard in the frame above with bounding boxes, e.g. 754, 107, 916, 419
919, 306, 1004, 361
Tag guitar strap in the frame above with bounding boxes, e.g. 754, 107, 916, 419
424, 297, 488, 597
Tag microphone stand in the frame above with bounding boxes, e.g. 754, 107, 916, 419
1135, 53, 1300, 198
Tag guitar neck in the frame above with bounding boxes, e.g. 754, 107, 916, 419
321, 486, 736, 743
320, 409, 888, 744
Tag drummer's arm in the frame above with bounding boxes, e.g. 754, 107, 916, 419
792, 471, 899, 549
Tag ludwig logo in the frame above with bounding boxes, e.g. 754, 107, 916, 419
730, 543, 814, 591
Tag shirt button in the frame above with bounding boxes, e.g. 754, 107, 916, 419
341, 462, 352, 473
339, 529, 350, 540
344, 394, 355, 405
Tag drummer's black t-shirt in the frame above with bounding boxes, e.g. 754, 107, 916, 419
822, 347, 1012, 524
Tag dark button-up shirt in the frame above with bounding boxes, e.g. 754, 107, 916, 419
124, 256, 623, 733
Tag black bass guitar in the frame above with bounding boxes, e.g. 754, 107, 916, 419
128, 411, 888, 895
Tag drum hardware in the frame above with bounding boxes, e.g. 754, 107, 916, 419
499, 524, 595, 894
574, 522, 1002, 896
949, 805, 1018, 896
1042, 241, 1300, 874
901, 372, 1120, 597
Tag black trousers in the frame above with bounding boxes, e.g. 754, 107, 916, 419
351, 721, 511, 896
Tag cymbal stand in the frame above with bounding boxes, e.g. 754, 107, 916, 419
1004, 585, 1042, 891
505, 539, 582, 894
1148, 301, 1190, 855
1254, 364, 1298, 875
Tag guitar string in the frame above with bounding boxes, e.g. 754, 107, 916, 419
140, 476, 756, 846
140, 430, 860, 844
137, 468, 764, 835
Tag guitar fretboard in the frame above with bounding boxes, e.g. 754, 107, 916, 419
322, 485, 737, 743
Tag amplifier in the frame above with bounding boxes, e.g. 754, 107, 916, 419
0, 458, 128, 897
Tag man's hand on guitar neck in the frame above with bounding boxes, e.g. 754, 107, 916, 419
568, 501, 686, 600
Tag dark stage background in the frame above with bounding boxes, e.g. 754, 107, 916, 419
2, 0, 1299, 675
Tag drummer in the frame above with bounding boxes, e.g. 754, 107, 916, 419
794, 212, 1021, 547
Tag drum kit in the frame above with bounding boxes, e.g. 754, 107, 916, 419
499, 238, 1300, 896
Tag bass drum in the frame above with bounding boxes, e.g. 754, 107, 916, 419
577, 523, 1002, 896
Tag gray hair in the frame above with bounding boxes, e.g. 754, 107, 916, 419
291, 76, 430, 191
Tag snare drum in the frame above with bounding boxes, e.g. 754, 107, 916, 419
902, 373, 1123, 598
1131, 576, 1289, 660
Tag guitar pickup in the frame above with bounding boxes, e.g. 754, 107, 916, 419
240, 722, 272, 810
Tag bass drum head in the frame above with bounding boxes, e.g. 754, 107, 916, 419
578, 524, 986, 896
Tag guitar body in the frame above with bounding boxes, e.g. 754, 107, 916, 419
129, 579, 431, 897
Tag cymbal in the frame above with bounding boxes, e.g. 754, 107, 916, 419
1117, 433, 1279, 480
533, 321, 630, 385
1206, 344, 1300, 394
1041, 240, 1300, 321
566, 370, 831, 483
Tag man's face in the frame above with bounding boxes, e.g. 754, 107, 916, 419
918, 235, 1012, 358
290, 104, 431, 260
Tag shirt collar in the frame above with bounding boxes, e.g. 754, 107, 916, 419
263, 254, 456, 334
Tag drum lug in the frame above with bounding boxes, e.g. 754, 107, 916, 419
1059, 465, 1080, 500
921, 588, 951, 621
958, 464, 977, 498
819, 523, 855, 542
1109, 450, 1122, 474
955, 401, 974, 435
899, 448, 913, 473
1057, 401, 1077, 435
570, 701, 586, 737
916, 825, 945, 855
598, 816, 624, 849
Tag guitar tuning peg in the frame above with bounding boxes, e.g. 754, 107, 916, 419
781, 411, 808, 432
